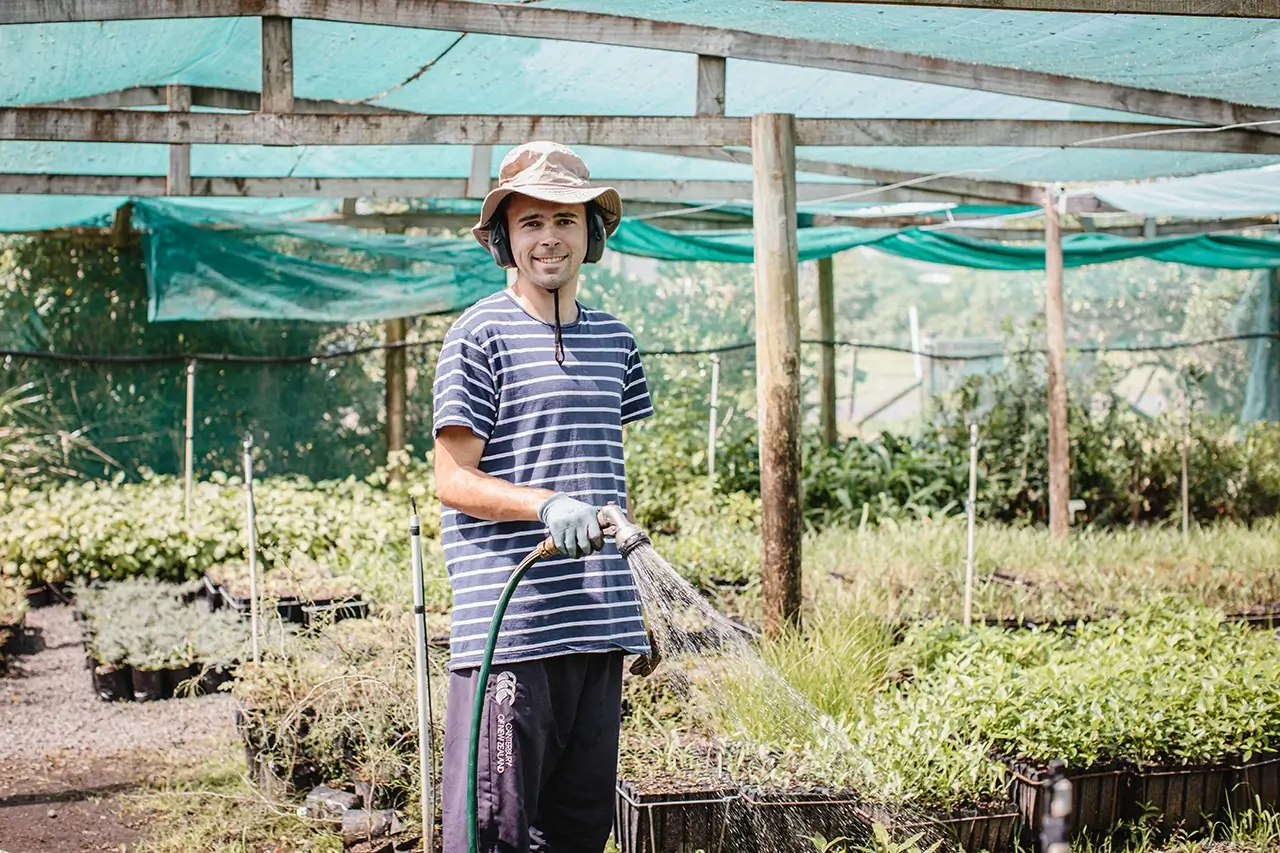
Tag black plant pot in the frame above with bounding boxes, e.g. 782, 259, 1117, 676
198, 665, 235, 696
93, 663, 133, 702
165, 664, 200, 697
25, 584, 52, 609
131, 667, 173, 702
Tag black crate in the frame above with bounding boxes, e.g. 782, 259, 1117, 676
859, 801, 1020, 853
1228, 752, 1280, 813
613, 780, 737, 853
737, 788, 867, 853
1129, 763, 1229, 833
1008, 761, 1129, 838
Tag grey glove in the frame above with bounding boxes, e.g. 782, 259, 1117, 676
538, 493, 604, 559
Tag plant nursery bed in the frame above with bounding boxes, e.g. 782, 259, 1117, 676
91, 661, 231, 702
1128, 762, 1230, 834
1007, 760, 1129, 839
613, 779, 738, 853
1228, 752, 1280, 813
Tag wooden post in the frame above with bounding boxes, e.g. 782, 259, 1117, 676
261, 16, 294, 114
1044, 188, 1070, 538
1181, 374, 1191, 539
165, 85, 191, 196
467, 146, 493, 198
386, 315, 408, 470
752, 113, 803, 638
707, 353, 720, 483
696, 55, 727, 116
818, 255, 837, 446
109, 202, 133, 248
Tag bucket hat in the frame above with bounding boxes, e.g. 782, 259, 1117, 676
472, 141, 623, 249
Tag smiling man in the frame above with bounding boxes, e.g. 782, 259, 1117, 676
431, 142, 658, 853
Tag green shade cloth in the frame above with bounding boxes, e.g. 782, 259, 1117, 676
135, 200, 505, 322
612, 219, 1280, 270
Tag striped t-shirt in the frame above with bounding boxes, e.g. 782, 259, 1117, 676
431, 290, 655, 671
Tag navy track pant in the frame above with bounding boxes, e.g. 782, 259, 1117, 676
441, 652, 623, 853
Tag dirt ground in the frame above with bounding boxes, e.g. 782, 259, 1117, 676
0, 604, 236, 853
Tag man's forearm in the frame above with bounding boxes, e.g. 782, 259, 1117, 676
439, 465, 555, 523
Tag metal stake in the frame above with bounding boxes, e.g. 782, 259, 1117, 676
410, 497, 436, 852
963, 423, 979, 628
707, 354, 720, 483
242, 433, 261, 665
184, 360, 195, 523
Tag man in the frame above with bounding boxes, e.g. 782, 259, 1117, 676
432, 141, 657, 853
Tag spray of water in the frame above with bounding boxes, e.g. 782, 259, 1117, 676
623, 542, 965, 853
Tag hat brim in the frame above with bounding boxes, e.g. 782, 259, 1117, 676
472, 184, 622, 249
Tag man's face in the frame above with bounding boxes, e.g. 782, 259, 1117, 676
505, 195, 588, 292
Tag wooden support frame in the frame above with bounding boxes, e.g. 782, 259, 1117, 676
753, 112, 804, 638
9, 1, 1280, 133
696, 55, 727, 117
776, 0, 1280, 17
0, 174, 1022, 206
165, 84, 191, 196
260, 16, 295, 114
6, 109, 1279, 153
466, 146, 493, 199
1043, 188, 1070, 538
817, 255, 838, 447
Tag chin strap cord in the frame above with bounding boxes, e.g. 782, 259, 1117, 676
552, 289, 566, 366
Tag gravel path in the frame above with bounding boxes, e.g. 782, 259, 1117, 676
0, 604, 236, 761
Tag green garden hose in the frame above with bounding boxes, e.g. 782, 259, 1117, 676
467, 504, 650, 853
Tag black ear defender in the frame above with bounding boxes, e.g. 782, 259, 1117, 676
486, 198, 516, 269
584, 202, 607, 264
487, 198, 609, 269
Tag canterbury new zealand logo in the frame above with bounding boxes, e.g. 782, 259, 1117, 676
494, 671, 518, 707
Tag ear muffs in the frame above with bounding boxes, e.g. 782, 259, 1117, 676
487, 199, 609, 269
486, 199, 516, 269
585, 202, 607, 265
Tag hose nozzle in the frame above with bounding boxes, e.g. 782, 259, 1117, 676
597, 503, 650, 559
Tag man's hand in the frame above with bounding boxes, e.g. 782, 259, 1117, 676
538, 493, 605, 558
629, 628, 661, 677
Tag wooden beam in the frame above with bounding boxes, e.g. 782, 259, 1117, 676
696, 55, 726, 117
8, 1, 1280, 133
0, 173, 1022, 205
466, 145, 492, 199
32, 85, 411, 115
776, 0, 1280, 17
9, 109, 1279, 153
260, 16, 294, 114
753, 112, 803, 638
644, 145, 1041, 205
817, 255, 838, 447
165, 84, 191, 196
1043, 188, 1069, 538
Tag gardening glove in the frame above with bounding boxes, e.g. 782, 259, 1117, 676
538, 493, 605, 559
629, 627, 661, 677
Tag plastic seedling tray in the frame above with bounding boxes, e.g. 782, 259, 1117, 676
220, 586, 305, 623
1008, 760, 1129, 839
735, 787, 867, 853
613, 779, 738, 853
1228, 752, 1280, 813
1129, 762, 1229, 834
301, 597, 369, 628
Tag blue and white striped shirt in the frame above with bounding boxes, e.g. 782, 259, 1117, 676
432, 291, 655, 671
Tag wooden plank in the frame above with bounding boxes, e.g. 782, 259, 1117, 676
0, 173, 1019, 205
1043, 188, 1069, 538
696, 55, 726, 117
644, 145, 1041, 204
8, 109, 1279, 153
385, 316, 407, 466
260, 16, 294, 114
166, 84, 191, 196
466, 145, 492, 199
774, 0, 1280, 17
7, 1, 1280, 132
753, 112, 803, 638
32, 85, 409, 114
817, 255, 837, 447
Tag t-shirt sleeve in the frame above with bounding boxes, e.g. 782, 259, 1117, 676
432, 325, 498, 441
620, 342, 654, 425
